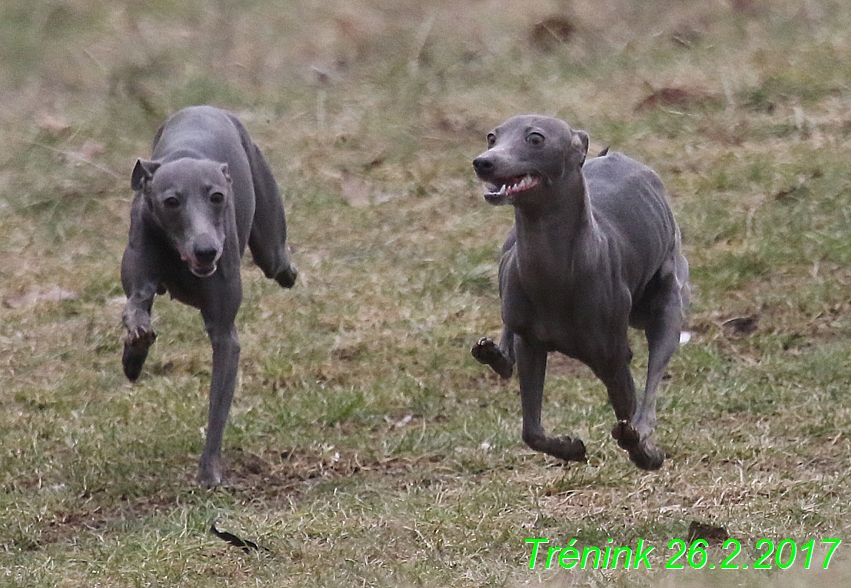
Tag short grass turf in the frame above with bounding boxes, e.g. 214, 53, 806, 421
1, 0, 851, 586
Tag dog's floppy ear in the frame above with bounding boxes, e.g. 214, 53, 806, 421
131, 159, 161, 191
568, 130, 590, 168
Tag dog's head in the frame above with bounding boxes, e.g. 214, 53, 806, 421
132, 158, 233, 278
472, 115, 589, 206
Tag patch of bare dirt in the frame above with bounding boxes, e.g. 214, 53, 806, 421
3, 286, 77, 309
224, 446, 425, 495
39, 491, 179, 546
634, 86, 720, 112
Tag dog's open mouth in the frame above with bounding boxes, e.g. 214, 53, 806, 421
179, 248, 220, 278
190, 264, 218, 278
484, 174, 541, 198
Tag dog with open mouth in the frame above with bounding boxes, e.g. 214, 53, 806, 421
120, 105, 298, 486
471, 114, 689, 470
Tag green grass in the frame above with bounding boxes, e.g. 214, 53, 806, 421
2, 0, 851, 586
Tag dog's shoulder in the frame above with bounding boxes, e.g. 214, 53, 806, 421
584, 151, 640, 173
584, 153, 671, 230
585, 152, 663, 191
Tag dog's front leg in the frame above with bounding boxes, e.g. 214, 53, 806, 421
198, 321, 240, 487
120, 243, 160, 381
516, 336, 586, 462
121, 290, 158, 381
471, 327, 515, 379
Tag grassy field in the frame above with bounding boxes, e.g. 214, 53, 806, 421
2, 0, 851, 586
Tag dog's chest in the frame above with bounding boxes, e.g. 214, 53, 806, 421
506, 295, 593, 354
533, 312, 594, 357
160, 272, 206, 309
505, 276, 621, 359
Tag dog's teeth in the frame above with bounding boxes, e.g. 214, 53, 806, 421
486, 177, 537, 197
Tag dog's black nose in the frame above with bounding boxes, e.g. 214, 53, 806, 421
195, 246, 218, 264
473, 156, 495, 175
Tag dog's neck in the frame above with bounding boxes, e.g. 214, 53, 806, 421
512, 171, 602, 288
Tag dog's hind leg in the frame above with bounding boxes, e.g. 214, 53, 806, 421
592, 344, 666, 471
516, 336, 587, 462
636, 309, 682, 437
603, 345, 671, 472
606, 369, 666, 471
631, 265, 686, 456
472, 328, 515, 379
239, 129, 297, 289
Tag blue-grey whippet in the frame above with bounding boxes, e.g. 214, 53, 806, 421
471, 115, 689, 470
120, 106, 297, 486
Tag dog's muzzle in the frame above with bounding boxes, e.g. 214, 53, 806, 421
182, 234, 222, 278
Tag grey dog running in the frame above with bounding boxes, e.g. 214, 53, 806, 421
120, 105, 297, 486
471, 114, 689, 470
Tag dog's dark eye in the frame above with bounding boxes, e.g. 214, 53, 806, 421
486, 133, 496, 148
527, 132, 545, 146
210, 192, 224, 205
163, 196, 181, 209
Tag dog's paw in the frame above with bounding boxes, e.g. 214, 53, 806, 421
198, 458, 223, 488
470, 337, 497, 363
525, 431, 587, 462
611, 419, 641, 449
471, 337, 514, 379
122, 326, 156, 382
611, 420, 666, 470
548, 435, 587, 463
626, 442, 666, 471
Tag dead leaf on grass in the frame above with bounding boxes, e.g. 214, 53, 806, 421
774, 169, 822, 202
67, 139, 106, 164
340, 169, 372, 208
730, 0, 767, 17
721, 314, 759, 337
530, 17, 575, 52
35, 112, 70, 137
210, 523, 270, 553
4, 287, 77, 308
390, 414, 414, 428
634, 87, 718, 112
687, 521, 729, 544
670, 27, 703, 48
